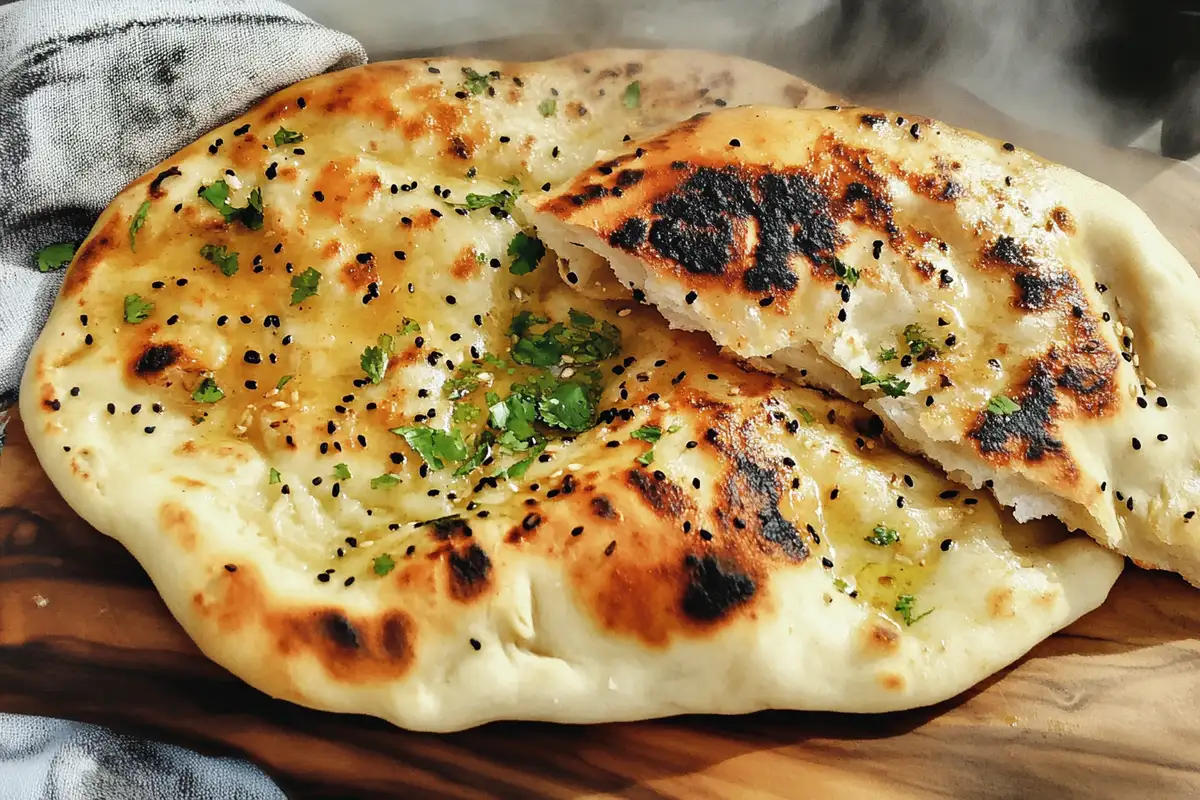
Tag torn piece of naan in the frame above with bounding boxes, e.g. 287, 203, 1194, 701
526, 103, 1200, 585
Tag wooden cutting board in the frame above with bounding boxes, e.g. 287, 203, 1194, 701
4, 85, 1200, 799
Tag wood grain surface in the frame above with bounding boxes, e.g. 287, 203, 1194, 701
4, 84, 1200, 799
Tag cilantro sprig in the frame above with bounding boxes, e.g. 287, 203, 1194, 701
508, 231, 546, 275
191, 377, 224, 404
987, 395, 1021, 415
390, 425, 469, 471
859, 367, 909, 398
129, 201, 151, 250
272, 127, 303, 146
123, 293, 154, 324
200, 243, 238, 277
361, 333, 394, 385
290, 267, 321, 305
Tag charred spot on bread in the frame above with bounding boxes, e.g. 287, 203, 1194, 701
681, 554, 756, 621
134, 343, 181, 376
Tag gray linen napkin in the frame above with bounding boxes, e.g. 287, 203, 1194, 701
0, 0, 367, 397
0, 0, 365, 796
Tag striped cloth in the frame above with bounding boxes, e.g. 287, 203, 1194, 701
0, 1, 364, 796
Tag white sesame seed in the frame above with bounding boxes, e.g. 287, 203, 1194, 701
560, 367, 576, 378
617, 308, 632, 317
1146, 378, 1158, 390
568, 463, 583, 471
360, 540, 375, 548
270, 401, 288, 409
1132, 354, 1140, 367
226, 174, 243, 190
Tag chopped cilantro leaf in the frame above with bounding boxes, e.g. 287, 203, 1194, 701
510, 309, 620, 368
509, 310, 549, 337
796, 406, 815, 424
987, 395, 1021, 415
444, 374, 481, 400
36, 242, 76, 272
400, 318, 421, 335
199, 181, 232, 217
879, 346, 897, 362
895, 594, 934, 626
123, 293, 154, 324
630, 425, 663, 444
826, 255, 859, 285
859, 367, 909, 398
537, 382, 594, 432
636, 449, 655, 466
272, 126, 304, 146
491, 441, 547, 480
241, 187, 264, 230
489, 393, 537, 441
507, 231, 545, 275
199, 180, 264, 230
333, 463, 351, 480
462, 67, 491, 95
476, 251, 488, 264
370, 474, 401, 489
833, 577, 850, 593
453, 402, 482, 423
373, 553, 396, 575
864, 525, 900, 546
456, 179, 522, 213
903, 323, 936, 357
538, 98, 557, 117
623, 80, 641, 109
453, 431, 495, 477
191, 377, 224, 404
129, 200, 151, 250
276, 375, 293, 390
390, 425, 467, 470
199, 243, 238, 276
360, 333, 394, 385
667, 424, 682, 434
290, 267, 321, 305
268, 467, 281, 484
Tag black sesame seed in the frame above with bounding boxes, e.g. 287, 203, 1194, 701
896, 496, 906, 508
143, 426, 156, 434
729, 138, 741, 147
244, 380, 257, 390
940, 539, 953, 551
1157, 397, 1169, 407
1158, 433, 1169, 441
821, 557, 834, 569
317, 573, 330, 583
830, 488, 839, 500
1002, 142, 1015, 151
685, 291, 698, 304
106, 403, 115, 414
1132, 437, 1142, 450
759, 296, 774, 307
243, 350, 261, 364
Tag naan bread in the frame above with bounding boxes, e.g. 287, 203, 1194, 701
526, 104, 1200, 585
22, 55, 1120, 732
